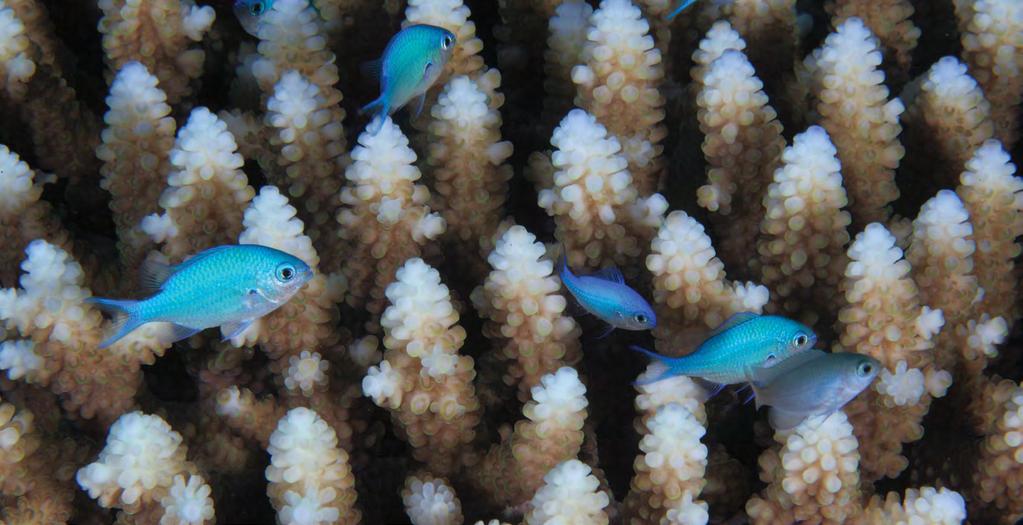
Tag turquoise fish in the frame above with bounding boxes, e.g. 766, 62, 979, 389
751, 350, 880, 430
559, 256, 656, 335
234, 0, 319, 37
88, 244, 313, 348
360, 24, 456, 121
630, 312, 816, 385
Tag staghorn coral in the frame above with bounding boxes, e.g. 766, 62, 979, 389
466, 366, 588, 508
76, 411, 214, 524
721, 0, 797, 99
537, 108, 668, 272
956, 0, 1023, 147
523, 459, 611, 525
401, 473, 463, 525
97, 0, 214, 104
754, 125, 850, 325
825, 0, 920, 83
337, 118, 445, 329
970, 382, 1023, 522
472, 225, 582, 401
542, 0, 593, 128
804, 17, 904, 226
362, 258, 480, 476
571, 0, 668, 195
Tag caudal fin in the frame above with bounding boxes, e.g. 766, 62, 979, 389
86, 298, 142, 349
360, 96, 389, 122
666, 0, 698, 20
629, 345, 680, 385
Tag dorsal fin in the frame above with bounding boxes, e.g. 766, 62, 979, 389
140, 253, 177, 293
707, 311, 759, 338
360, 58, 382, 84
178, 245, 233, 269
593, 266, 624, 283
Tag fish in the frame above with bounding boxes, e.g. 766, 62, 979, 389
87, 244, 313, 348
666, 0, 698, 20
751, 350, 880, 430
630, 312, 817, 386
558, 255, 656, 335
360, 24, 457, 122
234, 0, 319, 37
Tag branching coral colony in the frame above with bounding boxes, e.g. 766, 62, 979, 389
0, 0, 1021, 523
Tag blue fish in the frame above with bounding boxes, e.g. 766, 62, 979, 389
234, 0, 319, 37
559, 255, 656, 335
631, 312, 816, 386
751, 350, 880, 430
667, 0, 698, 20
360, 24, 456, 122
88, 244, 313, 348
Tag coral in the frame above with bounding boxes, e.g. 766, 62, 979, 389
542, 0, 593, 128
722, 0, 797, 97
401, 473, 463, 525
804, 17, 904, 225
825, 0, 920, 83
970, 382, 1023, 522
97, 0, 214, 104
472, 225, 582, 400
524, 459, 611, 525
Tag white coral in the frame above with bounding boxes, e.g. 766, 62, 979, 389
525, 459, 610, 524
403, 476, 463, 525
876, 361, 926, 406
526, 367, 588, 427
160, 475, 215, 525
284, 351, 330, 397
0, 339, 43, 382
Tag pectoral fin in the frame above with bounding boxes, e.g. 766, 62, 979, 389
222, 319, 255, 341
167, 323, 202, 344
594, 266, 624, 283
767, 407, 807, 431
412, 91, 426, 118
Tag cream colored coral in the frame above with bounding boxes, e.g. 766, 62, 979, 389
402, 473, 463, 525
77, 411, 214, 523
0, 397, 75, 523
755, 125, 849, 322
747, 413, 861, 524
862, 487, 967, 525
337, 118, 445, 326
902, 56, 994, 188
646, 210, 769, 355
825, 0, 920, 80
723, 0, 797, 88
98, 61, 176, 272
957, 0, 1023, 146
472, 225, 582, 400
214, 386, 286, 448
404, 0, 486, 85
97, 0, 214, 104
142, 107, 255, 262
362, 258, 479, 475
969, 383, 1023, 522
542, 0, 593, 127
467, 367, 588, 508
695, 49, 784, 265
524, 459, 610, 525
537, 108, 667, 272
250, 0, 338, 95
234, 185, 343, 363
265, 407, 360, 525
806, 17, 904, 225
425, 75, 512, 256
622, 403, 708, 525
265, 71, 347, 271
690, 21, 746, 91
956, 140, 1023, 325
835, 223, 949, 480
0, 2, 34, 99
571, 0, 667, 195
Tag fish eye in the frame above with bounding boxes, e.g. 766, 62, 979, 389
635, 313, 647, 324
858, 362, 873, 376
442, 35, 454, 49
794, 333, 808, 347
276, 263, 296, 282
249, 1, 265, 15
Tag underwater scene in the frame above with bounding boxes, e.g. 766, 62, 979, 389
0, 0, 1021, 523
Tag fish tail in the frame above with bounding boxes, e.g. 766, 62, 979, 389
557, 247, 574, 287
629, 345, 683, 385
86, 297, 142, 349
360, 95, 388, 121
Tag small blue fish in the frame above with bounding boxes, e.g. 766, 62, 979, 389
559, 256, 656, 334
751, 350, 880, 430
360, 24, 456, 121
88, 244, 313, 348
234, 0, 319, 37
631, 312, 816, 386
667, 0, 698, 20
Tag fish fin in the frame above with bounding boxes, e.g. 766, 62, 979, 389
666, 0, 698, 20
707, 311, 760, 338
412, 91, 427, 119
360, 95, 387, 118
168, 323, 203, 344
243, 288, 278, 310
630, 345, 678, 385
743, 388, 757, 405
768, 408, 806, 431
360, 58, 382, 83
87, 298, 142, 349
595, 324, 615, 339
221, 319, 255, 341
594, 266, 624, 284
139, 253, 176, 293
421, 61, 434, 85
752, 383, 764, 410
751, 348, 827, 386
177, 245, 233, 271
694, 377, 725, 397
